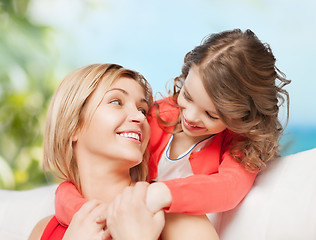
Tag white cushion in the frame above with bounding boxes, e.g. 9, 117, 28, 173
0, 184, 57, 240
0, 148, 316, 240
217, 148, 316, 240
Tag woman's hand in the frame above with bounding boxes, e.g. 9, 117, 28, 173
146, 182, 172, 213
106, 182, 165, 240
63, 200, 110, 240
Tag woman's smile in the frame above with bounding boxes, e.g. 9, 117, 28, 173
117, 130, 142, 144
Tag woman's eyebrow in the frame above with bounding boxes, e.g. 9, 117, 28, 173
105, 88, 149, 105
106, 88, 127, 95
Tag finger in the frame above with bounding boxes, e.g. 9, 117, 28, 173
78, 199, 102, 213
89, 203, 108, 225
73, 199, 103, 220
153, 210, 165, 223
106, 193, 121, 227
118, 186, 134, 207
95, 215, 107, 224
102, 229, 112, 240
132, 181, 149, 201
106, 202, 113, 226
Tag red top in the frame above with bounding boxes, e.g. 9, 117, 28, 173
41, 216, 67, 240
54, 97, 257, 225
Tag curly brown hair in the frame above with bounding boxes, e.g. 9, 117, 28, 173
170, 29, 290, 171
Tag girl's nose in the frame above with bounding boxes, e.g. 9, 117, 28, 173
184, 104, 200, 122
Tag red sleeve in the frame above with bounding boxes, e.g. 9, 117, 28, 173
163, 152, 257, 214
55, 182, 87, 226
41, 216, 67, 240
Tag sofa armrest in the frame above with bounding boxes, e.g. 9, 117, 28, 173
218, 148, 316, 240
0, 184, 57, 240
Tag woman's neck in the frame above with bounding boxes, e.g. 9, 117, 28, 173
78, 162, 133, 203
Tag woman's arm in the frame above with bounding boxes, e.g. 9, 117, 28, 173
28, 216, 53, 240
162, 213, 219, 240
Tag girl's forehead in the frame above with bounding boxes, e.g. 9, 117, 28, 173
184, 66, 218, 113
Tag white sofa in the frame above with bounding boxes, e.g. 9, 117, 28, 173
1, 148, 316, 240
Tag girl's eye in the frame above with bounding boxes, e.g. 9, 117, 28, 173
183, 91, 192, 101
139, 108, 148, 116
206, 111, 219, 120
110, 99, 122, 105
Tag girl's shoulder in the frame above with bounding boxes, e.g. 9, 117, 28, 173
150, 97, 179, 122
220, 129, 243, 150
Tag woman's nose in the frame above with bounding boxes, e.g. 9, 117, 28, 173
128, 107, 146, 123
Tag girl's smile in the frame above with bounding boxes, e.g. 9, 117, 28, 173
182, 117, 206, 131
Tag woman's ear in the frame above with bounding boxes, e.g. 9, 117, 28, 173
72, 128, 80, 142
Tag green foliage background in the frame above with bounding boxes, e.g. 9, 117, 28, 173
0, 0, 58, 189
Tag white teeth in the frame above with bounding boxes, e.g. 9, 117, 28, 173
119, 132, 140, 141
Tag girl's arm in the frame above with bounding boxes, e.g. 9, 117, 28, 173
55, 182, 87, 226
161, 152, 257, 214
62, 200, 108, 240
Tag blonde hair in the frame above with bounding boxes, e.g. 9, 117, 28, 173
43, 64, 153, 190
172, 29, 290, 171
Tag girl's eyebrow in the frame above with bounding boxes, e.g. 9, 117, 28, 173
183, 85, 192, 98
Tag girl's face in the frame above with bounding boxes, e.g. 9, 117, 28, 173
74, 76, 150, 167
177, 66, 227, 141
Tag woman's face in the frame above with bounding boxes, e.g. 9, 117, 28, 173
177, 65, 227, 142
74, 76, 150, 167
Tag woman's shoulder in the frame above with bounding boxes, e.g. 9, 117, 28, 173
28, 215, 53, 240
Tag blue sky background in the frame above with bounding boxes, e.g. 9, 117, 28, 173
27, 0, 316, 155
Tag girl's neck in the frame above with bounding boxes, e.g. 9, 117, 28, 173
170, 130, 213, 159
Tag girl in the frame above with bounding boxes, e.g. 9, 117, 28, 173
54, 29, 290, 237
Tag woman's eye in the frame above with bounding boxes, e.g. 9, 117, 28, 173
110, 99, 122, 105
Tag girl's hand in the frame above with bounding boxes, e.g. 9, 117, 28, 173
63, 200, 110, 240
106, 182, 165, 240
